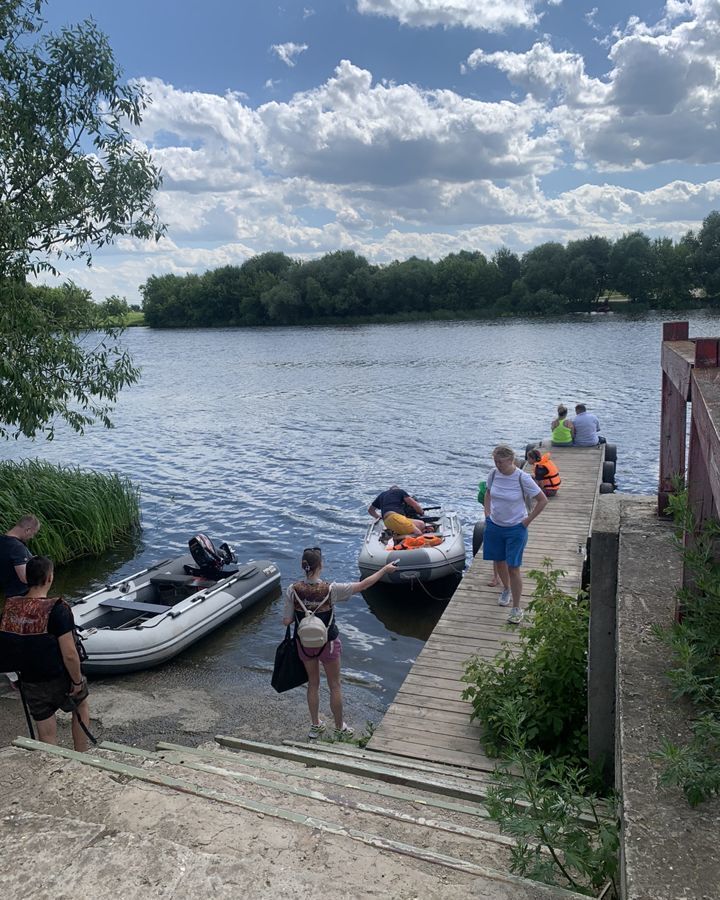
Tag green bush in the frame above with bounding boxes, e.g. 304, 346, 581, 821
0, 459, 140, 564
462, 562, 589, 763
653, 490, 720, 805
486, 704, 618, 897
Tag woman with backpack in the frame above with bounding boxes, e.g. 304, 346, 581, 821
483, 445, 548, 624
282, 547, 398, 740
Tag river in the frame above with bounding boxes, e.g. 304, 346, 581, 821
2, 312, 717, 726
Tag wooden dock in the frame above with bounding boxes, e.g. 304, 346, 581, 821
368, 445, 605, 770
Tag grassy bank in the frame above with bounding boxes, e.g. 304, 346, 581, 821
0, 459, 140, 564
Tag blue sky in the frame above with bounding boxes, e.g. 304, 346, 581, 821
41, 0, 720, 300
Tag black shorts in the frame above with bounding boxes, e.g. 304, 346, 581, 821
21, 674, 89, 722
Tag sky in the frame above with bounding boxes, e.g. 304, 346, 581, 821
40, 0, 720, 301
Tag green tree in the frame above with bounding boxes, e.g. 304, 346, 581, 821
608, 232, 654, 303
0, 1, 164, 439
691, 210, 720, 299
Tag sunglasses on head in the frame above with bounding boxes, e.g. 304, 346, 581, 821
303, 546, 321, 554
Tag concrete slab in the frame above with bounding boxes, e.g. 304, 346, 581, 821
616, 497, 720, 900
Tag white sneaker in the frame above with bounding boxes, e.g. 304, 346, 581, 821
334, 723, 354, 740
498, 588, 511, 607
507, 608, 524, 625
308, 721, 326, 740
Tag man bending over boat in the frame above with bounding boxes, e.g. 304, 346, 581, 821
368, 486, 428, 537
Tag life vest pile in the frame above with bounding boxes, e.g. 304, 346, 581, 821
389, 535, 444, 551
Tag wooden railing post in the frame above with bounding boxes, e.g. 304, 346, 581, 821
659, 322, 690, 516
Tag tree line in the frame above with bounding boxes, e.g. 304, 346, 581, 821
140, 212, 720, 328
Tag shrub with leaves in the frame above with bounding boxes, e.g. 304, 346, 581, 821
462, 562, 589, 763
486, 703, 619, 897
653, 489, 720, 805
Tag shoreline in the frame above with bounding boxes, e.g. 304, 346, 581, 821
0, 661, 389, 754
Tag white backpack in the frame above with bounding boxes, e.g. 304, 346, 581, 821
293, 589, 333, 650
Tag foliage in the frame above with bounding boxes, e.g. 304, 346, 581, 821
0, 281, 140, 439
462, 563, 589, 763
317, 720, 376, 747
0, 458, 140, 564
653, 489, 720, 805
0, 0, 163, 280
486, 705, 619, 897
0, 1, 164, 439
138, 212, 720, 327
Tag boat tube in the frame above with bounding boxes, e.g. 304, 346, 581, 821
358, 510, 465, 583
73, 546, 281, 675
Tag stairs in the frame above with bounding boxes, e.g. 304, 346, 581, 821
6, 735, 589, 899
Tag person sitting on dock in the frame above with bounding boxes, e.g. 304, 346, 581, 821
0, 556, 91, 751
550, 405, 574, 446
572, 404, 605, 446
368, 486, 427, 537
527, 448, 561, 496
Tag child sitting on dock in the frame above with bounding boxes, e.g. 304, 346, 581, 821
527, 449, 561, 496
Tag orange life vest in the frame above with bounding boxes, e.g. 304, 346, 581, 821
389, 535, 444, 551
533, 454, 561, 494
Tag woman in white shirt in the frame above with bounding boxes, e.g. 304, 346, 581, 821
483, 445, 548, 623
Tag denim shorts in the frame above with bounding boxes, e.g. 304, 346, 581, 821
482, 518, 529, 568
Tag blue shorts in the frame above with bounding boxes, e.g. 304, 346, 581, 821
482, 518, 528, 568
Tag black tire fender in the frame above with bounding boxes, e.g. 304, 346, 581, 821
472, 520, 486, 557
599, 482, 615, 494
602, 461, 616, 483
604, 443, 617, 463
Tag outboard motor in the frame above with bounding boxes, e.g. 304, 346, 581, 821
185, 534, 238, 579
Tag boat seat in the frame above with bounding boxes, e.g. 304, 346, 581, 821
149, 574, 200, 588
97, 598, 170, 615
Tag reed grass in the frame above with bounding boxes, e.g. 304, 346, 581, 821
0, 459, 140, 564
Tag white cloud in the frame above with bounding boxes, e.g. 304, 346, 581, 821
271, 42, 309, 67
356, 0, 560, 32
466, 42, 607, 104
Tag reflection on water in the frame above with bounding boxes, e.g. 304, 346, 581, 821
362, 577, 457, 641
5, 312, 720, 697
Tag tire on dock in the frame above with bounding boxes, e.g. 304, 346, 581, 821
472, 520, 485, 557
525, 441, 539, 458
599, 482, 615, 494
604, 443, 617, 463
602, 460, 616, 484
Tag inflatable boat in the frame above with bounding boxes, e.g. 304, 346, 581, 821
358, 510, 466, 583
73, 537, 281, 675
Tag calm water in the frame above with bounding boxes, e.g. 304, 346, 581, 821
4, 312, 718, 700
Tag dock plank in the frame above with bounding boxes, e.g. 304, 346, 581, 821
369, 446, 603, 770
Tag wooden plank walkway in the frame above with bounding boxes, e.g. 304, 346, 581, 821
368, 445, 605, 770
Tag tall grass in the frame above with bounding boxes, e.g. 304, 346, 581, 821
0, 459, 140, 564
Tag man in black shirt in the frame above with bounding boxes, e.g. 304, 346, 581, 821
0, 555, 91, 751
368, 486, 427, 537
0, 514, 40, 600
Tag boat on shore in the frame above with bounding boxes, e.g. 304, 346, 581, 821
358, 510, 465, 583
74, 543, 280, 675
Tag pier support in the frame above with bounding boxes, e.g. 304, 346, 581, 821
587, 494, 620, 786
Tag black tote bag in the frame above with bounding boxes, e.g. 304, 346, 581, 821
271, 625, 309, 693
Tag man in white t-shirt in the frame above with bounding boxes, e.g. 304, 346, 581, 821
482, 445, 548, 624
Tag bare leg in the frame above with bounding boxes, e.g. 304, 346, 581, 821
508, 565, 523, 607
35, 715, 57, 746
71, 699, 91, 752
322, 657, 344, 729
495, 560, 510, 590
303, 658, 322, 724
488, 561, 500, 586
